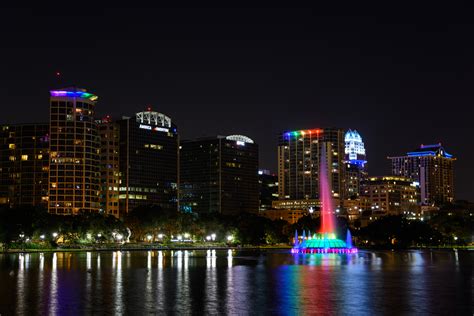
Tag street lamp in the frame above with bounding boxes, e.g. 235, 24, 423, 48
177, 235, 183, 241
158, 234, 164, 239
184, 233, 190, 239
211, 233, 216, 241
227, 235, 234, 242
116, 234, 123, 241
206, 235, 211, 241
147, 234, 153, 241
52, 232, 58, 238
39, 235, 45, 240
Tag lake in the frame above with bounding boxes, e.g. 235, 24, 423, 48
0, 249, 472, 315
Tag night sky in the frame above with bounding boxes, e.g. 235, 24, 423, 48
1, 6, 473, 200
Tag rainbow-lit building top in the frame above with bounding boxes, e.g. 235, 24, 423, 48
50, 88, 98, 101
283, 129, 323, 138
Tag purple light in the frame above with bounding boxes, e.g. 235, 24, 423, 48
50, 90, 98, 101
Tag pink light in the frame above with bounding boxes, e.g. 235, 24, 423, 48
319, 146, 335, 234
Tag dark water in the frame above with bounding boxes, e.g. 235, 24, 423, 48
0, 249, 472, 315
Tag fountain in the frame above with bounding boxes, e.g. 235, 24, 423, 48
292, 145, 358, 254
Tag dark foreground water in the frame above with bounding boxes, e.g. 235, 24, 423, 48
0, 249, 472, 315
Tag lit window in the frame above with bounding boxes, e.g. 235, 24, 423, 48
8, 144, 15, 149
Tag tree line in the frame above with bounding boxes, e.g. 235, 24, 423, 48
0, 204, 471, 250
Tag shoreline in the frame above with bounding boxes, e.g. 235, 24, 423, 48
1, 245, 472, 254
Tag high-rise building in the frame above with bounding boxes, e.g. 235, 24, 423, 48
344, 129, 367, 198
277, 128, 345, 201
258, 169, 278, 211
361, 176, 420, 215
48, 88, 101, 215
0, 124, 50, 208
180, 135, 259, 215
97, 116, 120, 218
388, 143, 455, 205
117, 108, 179, 213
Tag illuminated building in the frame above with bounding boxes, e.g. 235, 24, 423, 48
48, 88, 101, 215
117, 108, 178, 213
258, 169, 278, 211
180, 135, 259, 215
361, 176, 420, 215
344, 129, 367, 198
97, 116, 120, 218
388, 143, 455, 205
277, 128, 345, 200
0, 124, 50, 207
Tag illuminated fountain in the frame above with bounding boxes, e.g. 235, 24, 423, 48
292, 146, 358, 254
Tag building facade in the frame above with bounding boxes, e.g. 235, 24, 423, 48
361, 176, 420, 215
277, 128, 345, 201
388, 143, 455, 205
117, 109, 179, 213
0, 124, 50, 208
48, 88, 101, 215
258, 169, 278, 211
180, 135, 259, 215
344, 129, 367, 198
97, 116, 120, 218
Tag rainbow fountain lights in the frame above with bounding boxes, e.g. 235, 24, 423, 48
292, 146, 358, 254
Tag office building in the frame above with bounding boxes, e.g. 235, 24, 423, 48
258, 169, 278, 211
180, 135, 259, 215
48, 88, 101, 215
361, 176, 420, 215
0, 123, 50, 207
388, 143, 455, 205
117, 108, 179, 213
277, 128, 345, 200
97, 116, 120, 217
344, 129, 367, 198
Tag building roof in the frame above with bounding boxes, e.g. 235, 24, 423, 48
407, 143, 453, 158
50, 87, 98, 101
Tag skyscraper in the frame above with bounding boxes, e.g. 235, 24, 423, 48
180, 135, 259, 215
117, 108, 179, 213
0, 123, 50, 208
97, 116, 120, 218
388, 143, 455, 205
277, 128, 345, 201
344, 129, 367, 198
48, 88, 101, 215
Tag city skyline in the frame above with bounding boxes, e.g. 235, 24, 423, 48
0, 7, 472, 200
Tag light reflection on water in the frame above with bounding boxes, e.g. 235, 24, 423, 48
0, 250, 472, 315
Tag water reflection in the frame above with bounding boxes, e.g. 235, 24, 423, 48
1, 250, 472, 315
205, 249, 217, 314
113, 251, 123, 314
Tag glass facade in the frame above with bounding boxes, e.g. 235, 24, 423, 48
180, 136, 259, 215
117, 110, 178, 213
